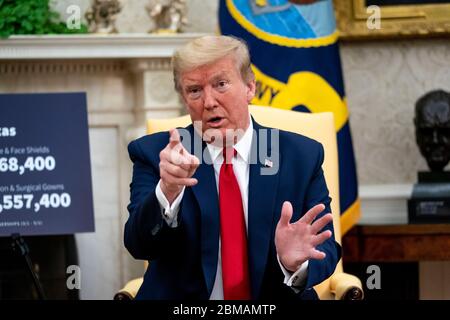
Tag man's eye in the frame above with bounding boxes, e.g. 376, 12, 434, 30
187, 88, 201, 98
216, 81, 229, 90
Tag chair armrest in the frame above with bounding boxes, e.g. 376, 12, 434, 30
113, 277, 143, 300
329, 272, 364, 300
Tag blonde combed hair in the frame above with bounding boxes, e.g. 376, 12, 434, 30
172, 35, 254, 92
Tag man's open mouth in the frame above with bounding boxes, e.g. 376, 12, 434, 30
207, 116, 225, 127
208, 116, 222, 123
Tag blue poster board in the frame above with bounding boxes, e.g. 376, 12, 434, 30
0, 92, 95, 236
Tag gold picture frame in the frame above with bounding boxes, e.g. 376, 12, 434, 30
333, 0, 450, 40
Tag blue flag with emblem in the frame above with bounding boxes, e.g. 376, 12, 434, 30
219, 0, 360, 234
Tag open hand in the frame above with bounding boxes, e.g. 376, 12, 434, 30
275, 201, 333, 272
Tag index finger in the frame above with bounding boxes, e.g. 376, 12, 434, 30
168, 150, 194, 170
169, 128, 181, 148
298, 203, 326, 225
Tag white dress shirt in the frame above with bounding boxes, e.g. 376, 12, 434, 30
155, 120, 308, 299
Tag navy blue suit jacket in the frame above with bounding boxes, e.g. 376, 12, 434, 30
125, 119, 341, 300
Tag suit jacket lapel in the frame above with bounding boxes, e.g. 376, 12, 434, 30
184, 125, 220, 296
248, 120, 280, 298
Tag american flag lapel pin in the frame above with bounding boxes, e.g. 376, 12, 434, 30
264, 159, 273, 168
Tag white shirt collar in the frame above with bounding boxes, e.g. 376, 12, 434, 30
206, 119, 253, 164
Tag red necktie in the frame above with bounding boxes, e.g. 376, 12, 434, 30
219, 147, 251, 300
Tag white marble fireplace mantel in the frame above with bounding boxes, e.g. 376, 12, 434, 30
0, 33, 207, 59
0, 33, 209, 128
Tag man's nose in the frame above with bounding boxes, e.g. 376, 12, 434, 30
203, 87, 217, 110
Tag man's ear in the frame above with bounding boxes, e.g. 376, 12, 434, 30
246, 79, 256, 103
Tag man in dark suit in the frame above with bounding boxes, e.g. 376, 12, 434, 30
125, 35, 341, 300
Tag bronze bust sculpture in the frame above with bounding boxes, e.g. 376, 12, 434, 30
414, 89, 450, 172
409, 90, 450, 223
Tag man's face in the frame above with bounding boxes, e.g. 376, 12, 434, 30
415, 102, 450, 171
179, 55, 255, 144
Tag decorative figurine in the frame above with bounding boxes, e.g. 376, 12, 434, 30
85, 0, 122, 34
146, 0, 188, 33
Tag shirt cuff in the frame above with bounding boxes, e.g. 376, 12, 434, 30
277, 255, 309, 289
155, 180, 185, 228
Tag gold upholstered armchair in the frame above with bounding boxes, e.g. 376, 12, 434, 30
115, 105, 364, 300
